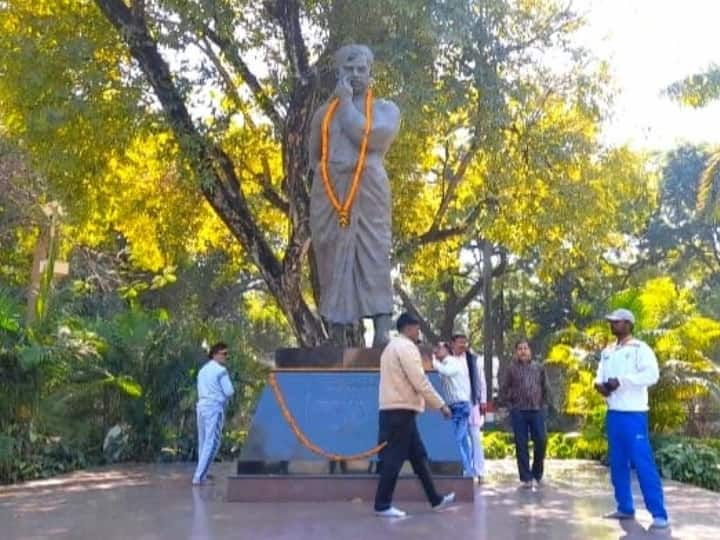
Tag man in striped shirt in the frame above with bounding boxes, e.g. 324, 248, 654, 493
500, 340, 550, 489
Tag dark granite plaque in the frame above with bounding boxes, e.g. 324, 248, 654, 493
274, 345, 434, 369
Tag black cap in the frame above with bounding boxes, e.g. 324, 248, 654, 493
396, 312, 420, 332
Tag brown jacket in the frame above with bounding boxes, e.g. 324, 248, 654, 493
499, 359, 550, 410
379, 335, 445, 412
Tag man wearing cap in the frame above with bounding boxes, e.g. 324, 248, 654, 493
595, 308, 669, 530
374, 313, 456, 518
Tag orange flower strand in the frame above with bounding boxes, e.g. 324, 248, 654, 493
319, 88, 373, 227
268, 372, 387, 461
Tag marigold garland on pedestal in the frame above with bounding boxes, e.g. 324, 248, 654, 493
268, 372, 386, 461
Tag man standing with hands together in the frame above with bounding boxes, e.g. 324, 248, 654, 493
595, 308, 669, 530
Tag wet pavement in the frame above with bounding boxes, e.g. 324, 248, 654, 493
1, 460, 718, 540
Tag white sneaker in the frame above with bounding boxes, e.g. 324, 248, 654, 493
649, 517, 670, 529
432, 492, 456, 511
519, 481, 533, 489
375, 506, 407, 518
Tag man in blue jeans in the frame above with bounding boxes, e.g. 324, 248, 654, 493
595, 308, 669, 530
500, 340, 550, 489
432, 341, 477, 477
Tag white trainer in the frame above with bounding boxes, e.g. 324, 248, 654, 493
375, 506, 407, 518
432, 492, 456, 511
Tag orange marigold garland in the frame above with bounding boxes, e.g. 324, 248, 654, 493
268, 372, 386, 461
320, 88, 373, 227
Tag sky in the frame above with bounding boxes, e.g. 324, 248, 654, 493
574, 0, 720, 150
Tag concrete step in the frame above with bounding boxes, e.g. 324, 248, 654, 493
226, 474, 474, 502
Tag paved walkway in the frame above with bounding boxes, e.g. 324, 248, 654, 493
1, 460, 718, 540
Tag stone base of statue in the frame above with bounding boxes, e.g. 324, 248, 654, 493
227, 347, 474, 502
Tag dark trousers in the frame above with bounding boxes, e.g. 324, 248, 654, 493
374, 409, 443, 511
510, 409, 546, 482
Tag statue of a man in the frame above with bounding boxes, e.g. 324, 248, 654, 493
309, 44, 401, 347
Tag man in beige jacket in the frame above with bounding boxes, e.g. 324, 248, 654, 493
374, 313, 455, 517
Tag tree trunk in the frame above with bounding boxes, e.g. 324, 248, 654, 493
494, 278, 505, 362
93, 0, 326, 346
482, 239, 494, 402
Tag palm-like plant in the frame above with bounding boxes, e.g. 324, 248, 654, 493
666, 64, 720, 222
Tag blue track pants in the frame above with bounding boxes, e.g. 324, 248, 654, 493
606, 410, 667, 519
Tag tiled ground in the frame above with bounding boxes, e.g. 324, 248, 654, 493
1, 460, 718, 540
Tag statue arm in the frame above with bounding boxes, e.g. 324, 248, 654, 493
335, 98, 400, 152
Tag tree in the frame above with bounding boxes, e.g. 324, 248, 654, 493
0, 0, 653, 349
666, 64, 720, 221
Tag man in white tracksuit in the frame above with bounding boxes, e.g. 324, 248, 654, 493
595, 309, 669, 530
193, 342, 234, 486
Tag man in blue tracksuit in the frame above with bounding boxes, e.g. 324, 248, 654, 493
595, 309, 669, 530
193, 342, 234, 486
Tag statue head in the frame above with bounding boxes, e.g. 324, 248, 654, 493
334, 44, 373, 96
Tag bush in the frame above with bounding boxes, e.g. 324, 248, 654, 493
0, 430, 87, 484
546, 432, 607, 460
481, 430, 608, 461
483, 431, 514, 458
653, 436, 720, 492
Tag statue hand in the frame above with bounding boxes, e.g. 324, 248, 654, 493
334, 75, 353, 100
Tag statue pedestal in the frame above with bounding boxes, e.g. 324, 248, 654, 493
228, 347, 474, 502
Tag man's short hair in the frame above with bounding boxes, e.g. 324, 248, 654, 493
396, 312, 420, 332
514, 339, 530, 350
208, 342, 228, 359
334, 44, 374, 70
451, 333, 467, 341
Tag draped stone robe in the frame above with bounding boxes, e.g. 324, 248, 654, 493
308, 95, 401, 324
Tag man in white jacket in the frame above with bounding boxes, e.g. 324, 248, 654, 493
595, 309, 669, 530
433, 336, 486, 480
193, 342, 234, 486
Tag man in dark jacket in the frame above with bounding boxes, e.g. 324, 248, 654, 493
500, 339, 550, 489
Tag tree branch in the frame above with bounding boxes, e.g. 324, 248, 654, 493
93, 1, 283, 288
393, 279, 439, 344
199, 38, 290, 215
94, 0, 327, 345
396, 199, 484, 259
431, 136, 481, 231
270, 0, 310, 80
202, 27, 284, 132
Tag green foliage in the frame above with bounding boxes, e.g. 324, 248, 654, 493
483, 430, 515, 458
546, 276, 720, 435
0, 270, 270, 484
546, 432, 607, 461
0, 0, 658, 346
653, 436, 720, 492
482, 430, 607, 460
666, 64, 720, 109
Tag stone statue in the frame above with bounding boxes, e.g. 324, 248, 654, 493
309, 44, 401, 347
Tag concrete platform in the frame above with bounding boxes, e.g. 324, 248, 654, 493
1, 460, 719, 539
226, 474, 474, 502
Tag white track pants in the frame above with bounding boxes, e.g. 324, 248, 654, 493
193, 405, 225, 483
